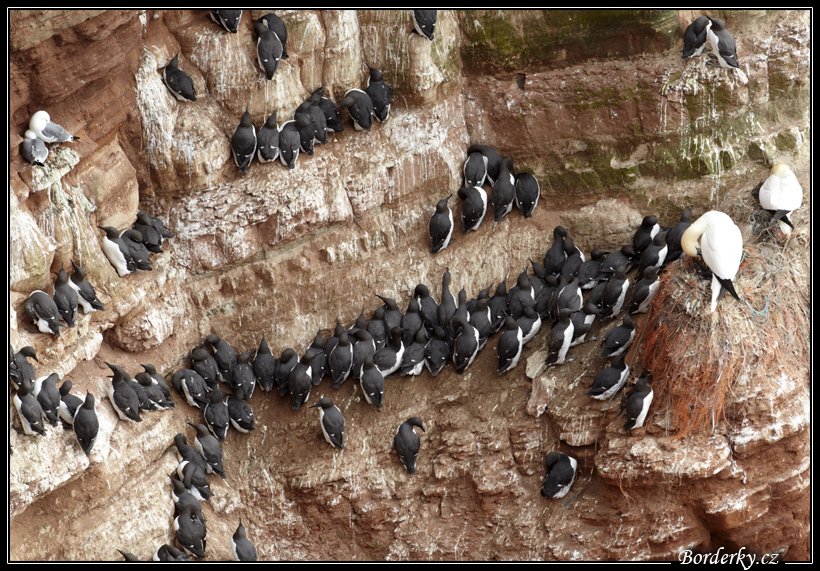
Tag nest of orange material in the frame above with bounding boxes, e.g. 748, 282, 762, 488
632, 235, 810, 439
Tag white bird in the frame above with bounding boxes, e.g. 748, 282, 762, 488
29, 110, 79, 143
758, 163, 803, 237
681, 211, 743, 313
21, 130, 48, 166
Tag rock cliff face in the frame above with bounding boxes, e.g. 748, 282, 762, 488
9, 9, 809, 561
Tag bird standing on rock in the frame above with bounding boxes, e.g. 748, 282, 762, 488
394, 417, 425, 474
162, 53, 197, 102
231, 107, 257, 175
681, 210, 743, 313
311, 397, 345, 450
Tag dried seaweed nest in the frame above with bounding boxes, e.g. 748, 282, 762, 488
632, 221, 810, 439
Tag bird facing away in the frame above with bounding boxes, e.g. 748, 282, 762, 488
394, 417, 425, 474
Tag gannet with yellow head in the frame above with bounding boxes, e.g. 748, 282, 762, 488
758, 163, 803, 236
681, 210, 743, 313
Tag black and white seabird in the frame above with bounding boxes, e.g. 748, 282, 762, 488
29, 110, 79, 143
377, 294, 403, 333
276, 348, 299, 396
187, 348, 220, 392
136, 372, 174, 410
545, 308, 575, 367
351, 330, 377, 380
174, 432, 209, 476
155, 544, 191, 562
465, 144, 503, 184
227, 387, 255, 433
599, 246, 638, 277
626, 265, 661, 315
58, 380, 83, 425
172, 369, 209, 410
451, 315, 479, 374
204, 389, 230, 441
252, 335, 277, 392
497, 315, 524, 374
98, 226, 134, 277
706, 17, 740, 69
618, 375, 654, 431
231, 520, 258, 562
53, 266, 78, 328
329, 332, 354, 389
14, 378, 47, 436
120, 229, 153, 271
664, 207, 693, 264
71, 391, 98, 455
232, 351, 257, 400
174, 503, 207, 559
360, 355, 385, 408
586, 353, 630, 400
682, 16, 711, 59
106, 363, 143, 422
338, 89, 374, 131
257, 13, 289, 59
131, 213, 164, 254
488, 279, 510, 333
600, 313, 636, 359
256, 112, 280, 164
231, 107, 257, 175
429, 194, 455, 254
209, 9, 241, 33
543, 226, 569, 276
470, 297, 494, 350
21, 130, 48, 166
552, 276, 583, 325
394, 417, 425, 474
277, 115, 313, 169
601, 266, 630, 320
633, 215, 660, 256
514, 172, 540, 218
517, 305, 542, 345
401, 297, 424, 347
638, 232, 668, 276
288, 353, 313, 411
311, 397, 345, 450
457, 185, 488, 234
758, 163, 803, 236
188, 422, 225, 479
305, 332, 328, 385
253, 20, 283, 80
577, 248, 608, 290
424, 326, 450, 377
33, 373, 61, 426
373, 326, 404, 377
414, 283, 440, 334
178, 459, 214, 503
491, 157, 517, 223
401, 328, 428, 376
139, 363, 172, 404
463, 150, 488, 189
324, 317, 345, 368
570, 302, 601, 347
366, 66, 391, 122
411, 10, 437, 41
540, 452, 578, 499
681, 210, 743, 313
25, 290, 61, 337
10, 345, 38, 390
559, 236, 584, 282
163, 53, 197, 102
204, 333, 237, 386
